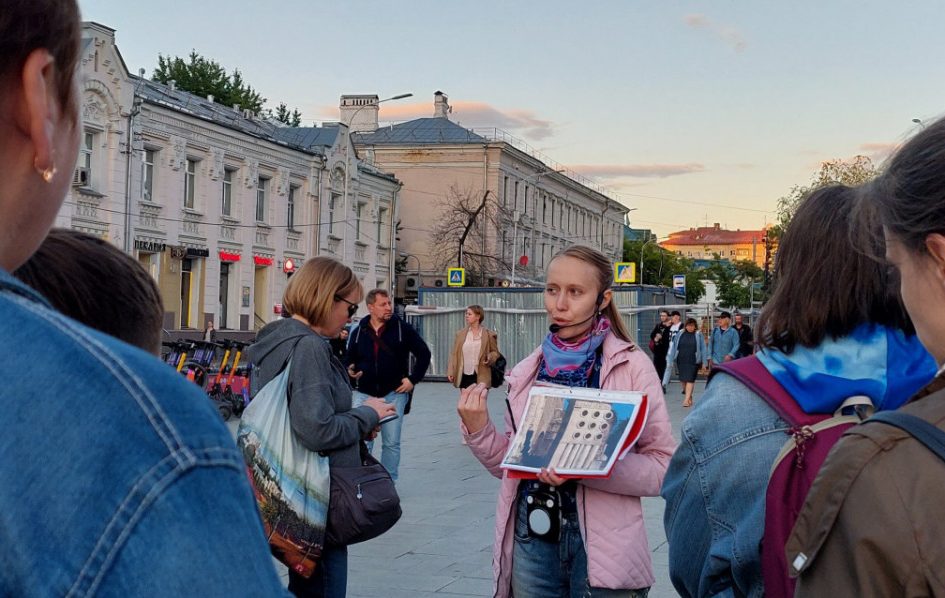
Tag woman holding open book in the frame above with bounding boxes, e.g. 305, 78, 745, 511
457, 245, 675, 598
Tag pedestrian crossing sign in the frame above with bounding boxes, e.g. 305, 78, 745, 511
614, 262, 636, 283
447, 267, 465, 287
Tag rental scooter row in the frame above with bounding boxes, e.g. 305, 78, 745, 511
161, 338, 252, 420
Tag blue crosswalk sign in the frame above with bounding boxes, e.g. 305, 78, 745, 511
447, 267, 465, 287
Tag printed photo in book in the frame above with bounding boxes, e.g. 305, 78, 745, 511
501, 386, 648, 479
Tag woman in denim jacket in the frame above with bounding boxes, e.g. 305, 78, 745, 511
661, 185, 936, 597
458, 245, 676, 597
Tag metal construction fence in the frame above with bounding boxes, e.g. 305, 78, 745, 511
407, 285, 692, 379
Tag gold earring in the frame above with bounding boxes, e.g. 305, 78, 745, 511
33, 157, 56, 183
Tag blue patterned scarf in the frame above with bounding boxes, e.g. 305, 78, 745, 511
756, 323, 937, 413
537, 317, 610, 387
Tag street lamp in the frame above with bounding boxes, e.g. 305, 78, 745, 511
399, 251, 421, 293
639, 238, 654, 285
342, 93, 413, 262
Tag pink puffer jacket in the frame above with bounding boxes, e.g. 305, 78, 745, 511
463, 333, 676, 596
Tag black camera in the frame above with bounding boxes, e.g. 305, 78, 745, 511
523, 482, 560, 542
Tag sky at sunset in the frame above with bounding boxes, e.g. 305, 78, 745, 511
79, 0, 945, 237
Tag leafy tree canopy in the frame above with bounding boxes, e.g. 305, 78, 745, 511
623, 239, 706, 304
153, 50, 266, 113
704, 256, 765, 309
772, 155, 879, 238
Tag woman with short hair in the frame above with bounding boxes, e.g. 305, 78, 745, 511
246, 256, 396, 598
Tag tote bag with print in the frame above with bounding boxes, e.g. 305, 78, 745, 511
237, 361, 330, 579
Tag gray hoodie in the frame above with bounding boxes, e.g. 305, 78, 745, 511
246, 317, 379, 467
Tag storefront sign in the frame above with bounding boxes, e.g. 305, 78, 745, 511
134, 239, 166, 253
254, 255, 274, 266
186, 247, 210, 258
219, 250, 241, 262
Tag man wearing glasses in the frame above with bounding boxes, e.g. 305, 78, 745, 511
346, 289, 431, 481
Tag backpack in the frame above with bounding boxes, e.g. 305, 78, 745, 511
712, 356, 873, 598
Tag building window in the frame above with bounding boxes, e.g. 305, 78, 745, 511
142, 149, 155, 201
355, 203, 363, 240
222, 168, 233, 216
524, 186, 529, 215
543, 197, 548, 224
377, 207, 387, 245
503, 176, 509, 208
329, 193, 339, 234
256, 177, 268, 223
184, 159, 197, 209
514, 181, 520, 212
80, 132, 94, 183
287, 185, 297, 230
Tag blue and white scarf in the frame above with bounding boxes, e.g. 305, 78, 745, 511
537, 317, 610, 387
756, 323, 937, 413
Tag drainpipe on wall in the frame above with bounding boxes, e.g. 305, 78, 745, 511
389, 181, 400, 295
123, 96, 142, 253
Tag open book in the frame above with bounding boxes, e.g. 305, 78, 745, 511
500, 386, 649, 479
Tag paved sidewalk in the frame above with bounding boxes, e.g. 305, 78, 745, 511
230, 379, 701, 597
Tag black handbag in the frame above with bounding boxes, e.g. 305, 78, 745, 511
325, 443, 402, 546
490, 353, 507, 388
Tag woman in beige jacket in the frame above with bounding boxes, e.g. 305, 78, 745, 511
448, 305, 499, 388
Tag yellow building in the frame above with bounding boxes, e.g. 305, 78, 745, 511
661, 223, 767, 267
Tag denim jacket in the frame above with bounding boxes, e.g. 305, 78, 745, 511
0, 271, 287, 596
661, 373, 788, 597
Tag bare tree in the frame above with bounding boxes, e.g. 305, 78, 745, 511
428, 184, 511, 286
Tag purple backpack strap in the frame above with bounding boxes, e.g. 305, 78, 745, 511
710, 356, 821, 427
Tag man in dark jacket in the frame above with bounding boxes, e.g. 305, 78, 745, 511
347, 289, 431, 481
733, 313, 753, 358
649, 310, 672, 382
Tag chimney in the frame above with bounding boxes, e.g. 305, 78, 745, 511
713, 222, 721, 229
339, 94, 380, 133
433, 91, 450, 119
207, 94, 214, 103
168, 79, 176, 91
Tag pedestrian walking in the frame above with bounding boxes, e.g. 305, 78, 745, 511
458, 245, 675, 597
666, 317, 706, 407
347, 288, 431, 481
649, 310, 672, 382
707, 311, 739, 367
246, 257, 396, 598
447, 304, 500, 389
661, 185, 935, 597
788, 116, 945, 596
0, 3, 288, 594
733, 313, 752, 358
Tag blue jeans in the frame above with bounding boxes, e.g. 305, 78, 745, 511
287, 544, 347, 597
511, 494, 650, 598
352, 390, 408, 481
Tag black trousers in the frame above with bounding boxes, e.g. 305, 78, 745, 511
653, 351, 668, 382
459, 373, 478, 388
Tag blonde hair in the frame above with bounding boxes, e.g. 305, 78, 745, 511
551, 245, 632, 343
282, 257, 362, 327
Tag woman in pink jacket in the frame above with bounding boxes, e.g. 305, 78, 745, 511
458, 245, 676, 598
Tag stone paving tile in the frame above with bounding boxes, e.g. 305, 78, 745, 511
236, 378, 703, 596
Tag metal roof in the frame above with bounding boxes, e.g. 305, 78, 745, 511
134, 77, 329, 156
355, 117, 488, 145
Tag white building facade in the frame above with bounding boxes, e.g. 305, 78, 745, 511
63, 23, 399, 332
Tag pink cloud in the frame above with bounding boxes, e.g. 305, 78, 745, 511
318, 98, 556, 140
683, 13, 746, 53
568, 163, 706, 179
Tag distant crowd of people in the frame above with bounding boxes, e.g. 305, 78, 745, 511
6, 1, 945, 596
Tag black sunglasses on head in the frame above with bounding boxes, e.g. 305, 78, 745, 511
335, 294, 359, 317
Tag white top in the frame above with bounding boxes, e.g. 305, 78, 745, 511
462, 329, 483, 375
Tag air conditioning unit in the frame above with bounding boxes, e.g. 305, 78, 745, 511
72, 167, 90, 187
405, 277, 418, 290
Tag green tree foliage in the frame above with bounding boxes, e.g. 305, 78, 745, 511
153, 51, 266, 113
773, 155, 879, 238
704, 256, 765, 308
272, 102, 303, 127
623, 239, 706, 304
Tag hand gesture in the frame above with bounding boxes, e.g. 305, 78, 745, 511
347, 364, 363, 380
537, 467, 567, 487
364, 398, 396, 420
395, 377, 414, 393
457, 382, 490, 434
447, 374, 455, 383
